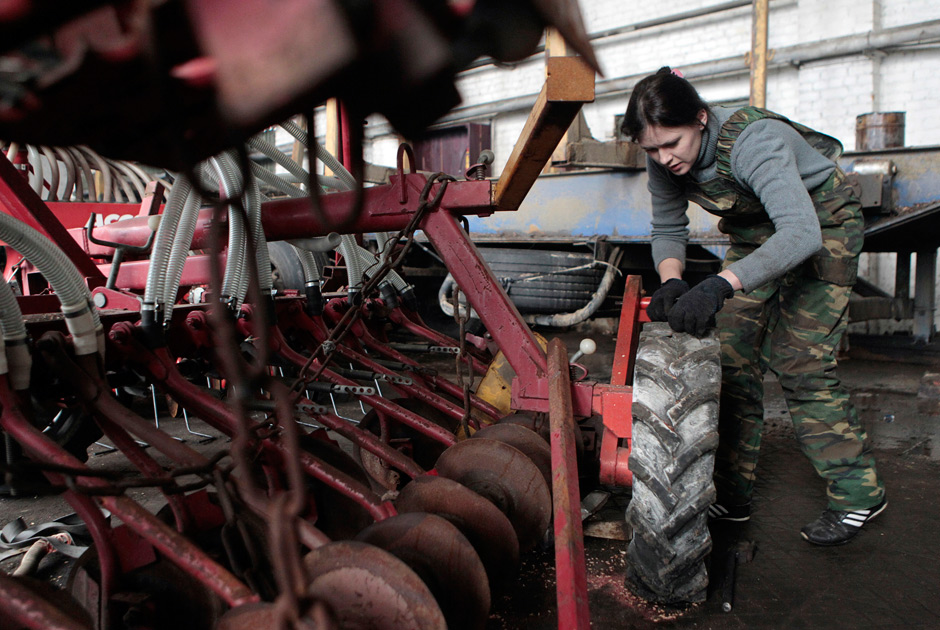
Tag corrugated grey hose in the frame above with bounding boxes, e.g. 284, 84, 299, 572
144, 174, 193, 326
438, 274, 479, 320
254, 124, 364, 294
250, 161, 344, 193
350, 243, 411, 308
281, 120, 414, 298
247, 160, 335, 292
39, 146, 58, 201
206, 155, 249, 307
158, 152, 272, 319
25, 145, 43, 196
248, 135, 312, 192
0, 278, 29, 390
77, 146, 113, 202
368, 235, 411, 297
0, 212, 103, 358
242, 162, 273, 306
338, 235, 365, 297
69, 147, 97, 202
53, 147, 75, 200
279, 118, 357, 190
161, 174, 205, 319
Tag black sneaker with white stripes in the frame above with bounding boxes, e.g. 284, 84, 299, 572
800, 497, 887, 546
708, 501, 751, 522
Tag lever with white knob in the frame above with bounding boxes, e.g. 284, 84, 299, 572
569, 338, 596, 364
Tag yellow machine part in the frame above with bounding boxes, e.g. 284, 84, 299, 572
475, 332, 549, 420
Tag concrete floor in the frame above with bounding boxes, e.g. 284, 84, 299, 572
1, 327, 939, 629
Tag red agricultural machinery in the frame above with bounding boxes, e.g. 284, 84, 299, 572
0, 2, 723, 629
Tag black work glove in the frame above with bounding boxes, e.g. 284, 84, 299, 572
647, 278, 690, 322
667, 275, 735, 337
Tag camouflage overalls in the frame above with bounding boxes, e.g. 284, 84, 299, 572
683, 107, 885, 511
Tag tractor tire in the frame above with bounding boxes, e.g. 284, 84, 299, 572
477, 248, 604, 314
624, 322, 721, 605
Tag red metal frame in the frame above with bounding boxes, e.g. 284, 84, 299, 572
597, 276, 647, 487
292, 300, 501, 422
107, 320, 398, 522
0, 158, 648, 630
0, 155, 105, 281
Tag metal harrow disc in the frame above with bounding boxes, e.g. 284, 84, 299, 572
471, 423, 552, 491
216, 601, 336, 630
497, 410, 584, 459
354, 398, 459, 492
496, 411, 548, 441
394, 475, 520, 589
355, 512, 490, 630
434, 438, 551, 552
304, 540, 446, 630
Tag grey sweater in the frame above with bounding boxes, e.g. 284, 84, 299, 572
648, 105, 836, 293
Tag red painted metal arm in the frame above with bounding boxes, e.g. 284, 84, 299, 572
0, 375, 257, 608
611, 276, 645, 387
421, 207, 547, 388
597, 275, 645, 487
0, 571, 94, 630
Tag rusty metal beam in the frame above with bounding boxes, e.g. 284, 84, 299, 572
493, 56, 594, 211
423, 207, 547, 387
547, 338, 590, 629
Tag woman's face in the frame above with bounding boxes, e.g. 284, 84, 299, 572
637, 109, 708, 176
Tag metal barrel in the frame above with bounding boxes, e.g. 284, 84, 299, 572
856, 112, 905, 150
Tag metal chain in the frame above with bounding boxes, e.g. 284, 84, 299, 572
286, 172, 456, 402
451, 285, 472, 439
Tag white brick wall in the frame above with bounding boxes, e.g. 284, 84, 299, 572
593, 9, 752, 81
798, 0, 876, 42
765, 66, 801, 115
353, 0, 940, 172
797, 56, 877, 150
456, 61, 545, 108
880, 48, 940, 146
491, 113, 530, 174
581, 0, 720, 33
446, 0, 940, 166
768, 1, 801, 48
882, 0, 940, 28
364, 135, 402, 170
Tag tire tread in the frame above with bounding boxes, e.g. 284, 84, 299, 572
625, 322, 721, 605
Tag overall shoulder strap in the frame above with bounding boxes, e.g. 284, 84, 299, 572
715, 106, 844, 181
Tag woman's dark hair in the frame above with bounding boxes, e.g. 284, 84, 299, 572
621, 67, 709, 142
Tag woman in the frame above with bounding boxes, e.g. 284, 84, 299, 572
622, 67, 886, 546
